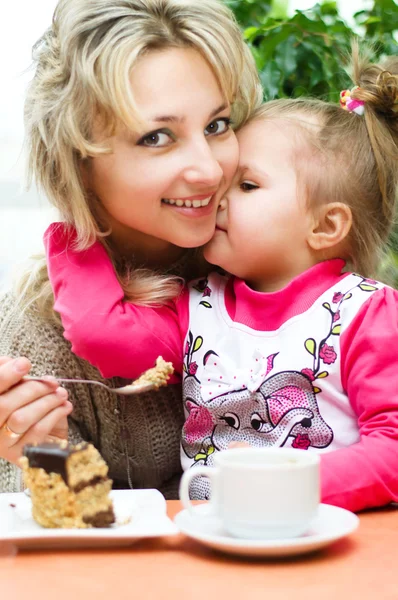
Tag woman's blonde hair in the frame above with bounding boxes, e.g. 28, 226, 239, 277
19, 0, 262, 319
249, 44, 398, 277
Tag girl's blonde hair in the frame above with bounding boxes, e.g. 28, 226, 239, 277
19, 0, 262, 319
249, 44, 398, 277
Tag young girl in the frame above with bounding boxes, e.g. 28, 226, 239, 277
0, 0, 262, 494
45, 48, 398, 512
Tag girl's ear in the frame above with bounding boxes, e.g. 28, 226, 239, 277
308, 202, 352, 251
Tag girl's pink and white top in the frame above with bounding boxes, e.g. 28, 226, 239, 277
45, 222, 398, 512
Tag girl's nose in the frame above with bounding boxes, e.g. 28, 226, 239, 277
218, 196, 228, 211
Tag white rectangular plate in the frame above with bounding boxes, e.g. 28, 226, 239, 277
0, 489, 179, 549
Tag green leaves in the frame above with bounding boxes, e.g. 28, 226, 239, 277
233, 1, 357, 101
228, 1, 397, 103
225, 0, 272, 27
355, 0, 398, 49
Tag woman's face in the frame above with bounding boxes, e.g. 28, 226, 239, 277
89, 47, 239, 259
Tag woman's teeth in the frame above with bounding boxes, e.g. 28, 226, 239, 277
162, 196, 212, 208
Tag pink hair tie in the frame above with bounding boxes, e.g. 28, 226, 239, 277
339, 86, 365, 116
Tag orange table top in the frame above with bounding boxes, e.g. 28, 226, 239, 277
1, 501, 397, 599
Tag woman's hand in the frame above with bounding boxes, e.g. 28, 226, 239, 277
0, 356, 73, 465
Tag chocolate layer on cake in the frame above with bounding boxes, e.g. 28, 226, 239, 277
21, 441, 115, 529
23, 442, 86, 484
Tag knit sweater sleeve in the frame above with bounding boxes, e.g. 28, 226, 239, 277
0, 458, 23, 494
44, 222, 185, 380
321, 286, 398, 512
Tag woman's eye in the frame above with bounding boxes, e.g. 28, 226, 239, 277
205, 118, 231, 136
138, 131, 174, 148
240, 181, 259, 192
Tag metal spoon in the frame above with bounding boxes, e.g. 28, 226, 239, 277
24, 376, 158, 395
25, 357, 174, 396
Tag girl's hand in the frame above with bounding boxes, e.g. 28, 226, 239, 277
0, 356, 73, 465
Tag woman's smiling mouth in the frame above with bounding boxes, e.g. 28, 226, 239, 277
162, 194, 213, 208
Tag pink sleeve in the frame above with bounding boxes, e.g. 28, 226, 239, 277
44, 222, 189, 380
321, 286, 398, 512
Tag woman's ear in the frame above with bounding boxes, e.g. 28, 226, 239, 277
308, 202, 352, 251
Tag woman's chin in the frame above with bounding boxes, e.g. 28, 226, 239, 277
173, 229, 216, 250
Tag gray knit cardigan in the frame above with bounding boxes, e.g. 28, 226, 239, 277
0, 292, 184, 497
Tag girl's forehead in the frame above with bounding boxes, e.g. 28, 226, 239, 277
237, 119, 295, 150
236, 118, 302, 174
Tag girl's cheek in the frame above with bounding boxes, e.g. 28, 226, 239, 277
227, 203, 241, 230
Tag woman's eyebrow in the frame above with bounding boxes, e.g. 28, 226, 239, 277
151, 103, 229, 124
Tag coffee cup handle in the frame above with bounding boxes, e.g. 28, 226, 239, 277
179, 467, 217, 517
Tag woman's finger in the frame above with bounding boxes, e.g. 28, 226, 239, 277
0, 356, 13, 367
3, 403, 73, 465
0, 357, 32, 394
0, 378, 61, 425
4, 387, 70, 440
18, 403, 73, 448
46, 412, 71, 441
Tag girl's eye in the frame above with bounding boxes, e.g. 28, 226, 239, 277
137, 130, 174, 148
240, 181, 259, 192
205, 118, 231, 136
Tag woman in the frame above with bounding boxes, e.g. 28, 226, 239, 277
0, 0, 262, 494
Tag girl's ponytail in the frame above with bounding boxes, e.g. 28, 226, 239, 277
350, 43, 398, 225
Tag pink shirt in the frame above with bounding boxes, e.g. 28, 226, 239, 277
45, 222, 398, 512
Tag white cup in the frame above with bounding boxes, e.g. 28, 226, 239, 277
179, 447, 320, 540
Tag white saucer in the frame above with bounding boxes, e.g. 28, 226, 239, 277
0, 489, 179, 549
174, 503, 359, 558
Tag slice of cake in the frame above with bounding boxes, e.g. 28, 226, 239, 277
133, 356, 174, 389
20, 441, 115, 529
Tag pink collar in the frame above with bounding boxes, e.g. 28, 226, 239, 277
224, 259, 348, 331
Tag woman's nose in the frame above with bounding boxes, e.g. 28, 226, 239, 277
182, 139, 224, 187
